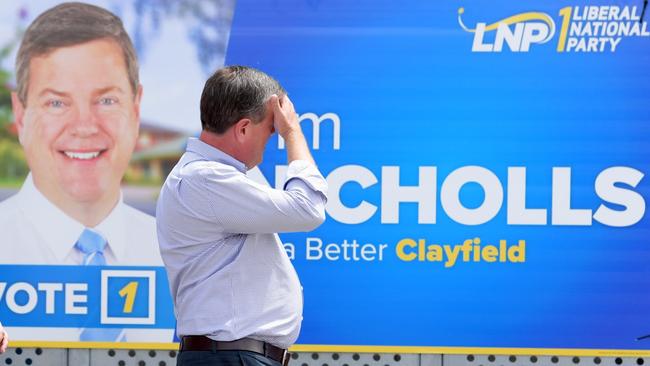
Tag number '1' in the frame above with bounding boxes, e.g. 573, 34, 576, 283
118, 281, 139, 313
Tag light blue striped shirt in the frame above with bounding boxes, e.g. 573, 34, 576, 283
156, 138, 327, 348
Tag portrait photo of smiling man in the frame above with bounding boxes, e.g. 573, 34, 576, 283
0, 2, 171, 342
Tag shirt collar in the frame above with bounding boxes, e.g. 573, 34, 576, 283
185, 137, 247, 173
18, 173, 127, 263
93, 196, 127, 262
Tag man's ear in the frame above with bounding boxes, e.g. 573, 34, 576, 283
11, 92, 26, 145
233, 118, 251, 143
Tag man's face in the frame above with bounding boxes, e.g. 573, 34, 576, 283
245, 101, 275, 169
12, 39, 141, 205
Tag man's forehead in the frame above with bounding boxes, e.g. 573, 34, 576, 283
30, 38, 126, 64
26, 39, 131, 96
27, 39, 128, 79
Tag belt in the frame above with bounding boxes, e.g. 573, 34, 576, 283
180, 336, 290, 366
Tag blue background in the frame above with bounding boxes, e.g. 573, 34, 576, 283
225, 0, 650, 350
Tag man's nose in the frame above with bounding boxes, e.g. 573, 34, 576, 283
69, 104, 100, 136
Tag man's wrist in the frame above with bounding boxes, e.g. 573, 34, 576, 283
280, 127, 304, 142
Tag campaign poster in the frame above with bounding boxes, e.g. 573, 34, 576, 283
1, 0, 650, 355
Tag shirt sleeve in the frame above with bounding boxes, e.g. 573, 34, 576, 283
204, 160, 328, 234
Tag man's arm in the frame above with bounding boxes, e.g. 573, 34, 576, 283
0, 322, 8, 353
191, 94, 327, 234
195, 165, 326, 234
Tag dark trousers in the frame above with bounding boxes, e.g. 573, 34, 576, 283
177, 350, 283, 366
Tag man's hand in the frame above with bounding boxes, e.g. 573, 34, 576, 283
0, 325, 8, 353
270, 94, 300, 139
269, 94, 315, 165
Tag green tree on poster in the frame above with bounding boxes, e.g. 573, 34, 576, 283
0, 25, 28, 186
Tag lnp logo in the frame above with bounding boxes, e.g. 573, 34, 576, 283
459, 6, 650, 53
458, 7, 555, 52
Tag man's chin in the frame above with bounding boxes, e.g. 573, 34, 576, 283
58, 178, 116, 204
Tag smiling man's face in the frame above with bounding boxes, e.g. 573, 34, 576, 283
12, 38, 141, 206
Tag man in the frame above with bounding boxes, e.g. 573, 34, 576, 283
157, 66, 327, 366
0, 322, 7, 353
0, 3, 171, 342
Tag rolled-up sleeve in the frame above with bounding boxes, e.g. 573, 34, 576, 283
204, 160, 328, 234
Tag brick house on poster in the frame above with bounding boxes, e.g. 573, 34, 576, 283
127, 121, 189, 184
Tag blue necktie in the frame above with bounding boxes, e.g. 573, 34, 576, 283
75, 228, 108, 265
75, 229, 125, 342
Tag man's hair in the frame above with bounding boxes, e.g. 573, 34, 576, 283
200, 65, 285, 134
15, 2, 139, 104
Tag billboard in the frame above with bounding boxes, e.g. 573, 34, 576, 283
1, 0, 650, 355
